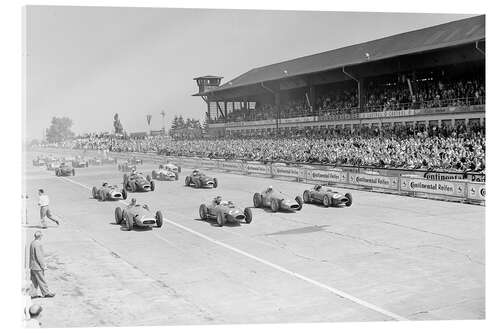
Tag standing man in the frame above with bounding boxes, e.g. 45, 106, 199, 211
29, 231, 55, 298
38, 189, 60, 228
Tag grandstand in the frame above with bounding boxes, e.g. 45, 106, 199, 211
193, 15, 485, 138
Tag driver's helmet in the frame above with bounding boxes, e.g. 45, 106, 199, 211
159, 165, 164, 169
193, 169, 200, 175
266, 185, 273, 193
130, 198, 137, 206
314, 184, 322, 191
214, 196, 222, 205
102, 182, 108, 187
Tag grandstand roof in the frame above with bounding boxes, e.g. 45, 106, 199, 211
196, 15, 484, 96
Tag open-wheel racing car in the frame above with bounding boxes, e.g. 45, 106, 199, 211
32, 157, 46, 166
114, 201, 163, 231
162, 162, 181, 173
303, 184, 352, 207
185, 170, 218, 188
199, 197, 252, 226
92, 183, 127, 201
152, 164, 179, 181
55, 162, 75, 176
253, 186, 303, 212
72, 157, 89, 168
127, 157, 143, 165
123, 172, 155, 192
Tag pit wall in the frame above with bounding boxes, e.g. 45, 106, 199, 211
29, 148, 485, 205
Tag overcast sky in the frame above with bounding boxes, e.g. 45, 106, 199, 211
25, 6, 474, 139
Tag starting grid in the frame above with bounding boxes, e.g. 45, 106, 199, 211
32, 149, 485, 204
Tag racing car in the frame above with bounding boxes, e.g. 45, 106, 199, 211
92, 183, 127, 201
118, 162, 137, 172
114, 201, 163, 230
185, 170, 218, 188
72, 157, 89, 168
55, 162, 75, 176
32, 157, 46, 166
151, 164, 179, 181
123, 172, 155, 192
253, 186, 303, 212
88, 157, 103, 166
162, 162, 181, 173
127, 157, 143, 165
303, 184, 353, 207
46, 161, 60, 171
199, 197, 252, 226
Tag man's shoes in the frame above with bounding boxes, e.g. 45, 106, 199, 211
44, 293, 55, 298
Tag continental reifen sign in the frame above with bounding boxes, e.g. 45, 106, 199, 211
400, 178, 466, 197
307, 169, 348, 183
349, 173, 398, 189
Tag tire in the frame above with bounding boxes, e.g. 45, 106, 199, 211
123, 174, 128, 186
216, 211, 226, 227
244, 207, 252, 223
199, 204, 208, 220
72, 169, 75, 176
303, 190, 311, 203
270, 199, 279, 212
253, 193, 262, 208
150, 181, 155, 191
146, 175, 152, 182
125, 213, 134, 231
55, 170, 59, 176
213, 178, 218, 188
194, 179, 201, 188
185, 176, 191, 186
155, 211, 163, 228
322, 195, 330, 207
345, 193, 353, 207
92, 186, 97, 199
100, 190, 107, 201
175, 173, 179, 181
152, 171, 157, 179
121, 189, 127, 200
178, 166, 181, 173
114, 207, 122, 224
295, 196, 304, 210
130, 182, 136, 192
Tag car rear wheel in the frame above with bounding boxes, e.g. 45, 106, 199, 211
155, 211, 163, 228
114, 207, 122, 224
253, 193, 262, 208
244, 207, 252, 223
72, 169, 75, 176
100, 191, 106, 201
303, 190, 311, 203
295, 196, 304, 210
194, 179, 201, 188
92, 186, 97, 199
178, 166, 181, 173
322, 195, 330, 207
213, 178, 218, 188
199, 204, 208, 220
185, 176, 191, 186
121, 189, 127, 200
146, 175, 152, 182
130, 182, 136, 192
345, 193, 353, 207
271, 199, 279, 212
150, 181, 155, 191
216, 211, 225, 227
175, 173, 179, 181
152, 171, 157, 179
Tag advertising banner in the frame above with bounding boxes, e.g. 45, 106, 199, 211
466, 182, 485, 201
306, 169, 348, 183
245, 163, 271, 175
271, 165, 300, 178
400, 177, 466, 197
349, 173, 399, 189
220, 160, 243, 172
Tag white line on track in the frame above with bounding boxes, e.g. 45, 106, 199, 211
58, 176, 408, 321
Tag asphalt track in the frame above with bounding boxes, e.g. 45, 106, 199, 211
23, 153, 485, 327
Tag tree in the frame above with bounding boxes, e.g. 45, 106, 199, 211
45, 117, 75, 143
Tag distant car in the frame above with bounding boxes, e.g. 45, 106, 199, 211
88, 157, 103, 166
46, 162, 59, 171
32, 157, 46, 166
92, 183, 127, 201
152, 164, 179, 181
55, 162, 75, 176
114, 203, 163, 230
199, 198, 252, 226
253, 187, 303, 212
163, 162, 181, 173
123, 172, 155, 192
303, 184, 352, 207
185, 170, 218, 188
72, 157, 89, 168
118, 162, 137, 172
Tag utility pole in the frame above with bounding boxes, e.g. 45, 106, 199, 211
160, 110, 166, 135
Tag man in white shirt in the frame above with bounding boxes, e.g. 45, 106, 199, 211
38, 189, 60, 228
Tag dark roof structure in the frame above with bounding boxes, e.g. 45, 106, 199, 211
199, 15, 484, 95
